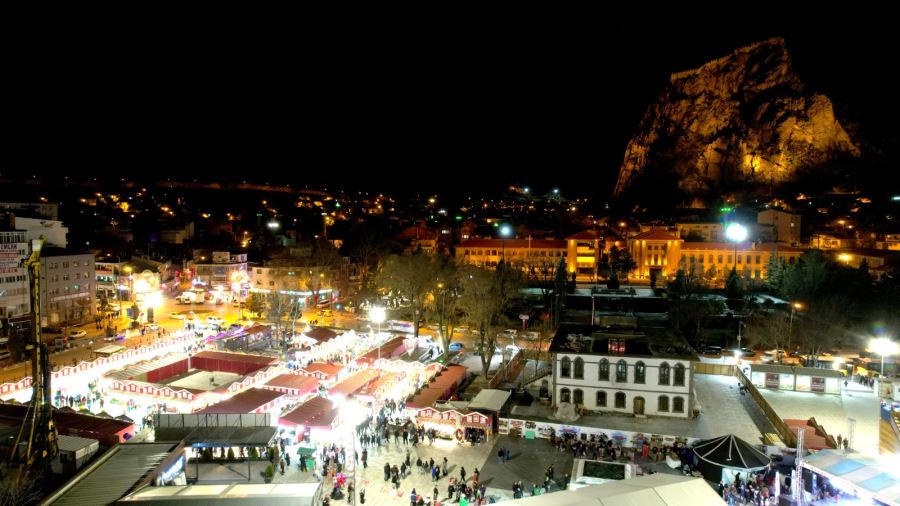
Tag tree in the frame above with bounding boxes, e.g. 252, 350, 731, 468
458, 262, 524, 378
430, 259, 463, 358
247, 292, 266, 318
649, 270, 657, 289
744, 310, 792, 359
551, 257, 567, 328
377, 253, 440, 338
725, 266, 743, 299
599, 245, 637, 282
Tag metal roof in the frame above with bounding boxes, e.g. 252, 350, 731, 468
468, 389, 512, 412
154, 425, 277, 448
48, 442, 180, 506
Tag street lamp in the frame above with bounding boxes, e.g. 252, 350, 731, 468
725, 222, 748, 274
437, 283, 448, 355
787, 302, 803, 359
499, 224, 512, 261
869, 336, 899, 377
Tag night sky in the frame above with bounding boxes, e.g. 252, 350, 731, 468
12, 14, 897, 198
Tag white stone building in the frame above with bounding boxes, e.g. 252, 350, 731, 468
550, 326, 696, 418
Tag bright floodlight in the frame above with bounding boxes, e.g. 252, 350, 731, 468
725, 223, 748, 242
267, 220, 280, 230
499, 225, 512, 238
870, 337, 899, 357
368, 306, 386, 324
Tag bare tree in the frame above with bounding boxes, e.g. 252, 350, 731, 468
458, 262, 524, 378
377, 253, 440, 338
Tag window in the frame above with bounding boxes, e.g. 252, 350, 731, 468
598, 359, 609, 381
634, 361, 646, 384
560, 357, 571, 378
63, 274, 69, 281
673, 396, 684, 412
560, 388, 571, 403
75, 273, 81, 280
596, 391, 607, 407
659, 362, 670, 385
658, 395, 669, 412
573, 358, 584, 379
614, 392, 626, 409
674, 363, 686, 386
73, 261, 80, 267
727, 255, 732, 264
755, 255, 761, 264
616, 360, 628, 382
708, 255, 713, 264
63, 262, 69, 268
717, 255, 723, 264
573, 389, 583, 405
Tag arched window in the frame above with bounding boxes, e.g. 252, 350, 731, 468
573, 389, 583, 405
596, 391, 607, 407
560, 388, 571, 403
659, 362, 670, 385
658, 395, 669, 412
616, 360, 628, 382
634, 361, 646, 384
598, 359, 609, 381
561, 357, 571, 378
673, 396, 684, 412
674, 363, 686, 386
573, 358, 584, 379
614, 392, 626, 409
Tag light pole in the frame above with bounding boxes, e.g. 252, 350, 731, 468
787, 302, 803, 360
725, 222, 748, 277
737, 321, 745, 353
869, 336, 898, 378
437, 283, 447, 355
499, 224, 512, 263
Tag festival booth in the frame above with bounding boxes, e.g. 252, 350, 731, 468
327, 369, 380, 403
196, 388, 287, 417
414, 406, 492, 440
263, 373, 320, 398
298, 362, 344, 386
801, 449, 900, 505
749, 364, 843, 394
692, 434, 770, 484
355, 336, 412, 366
405, 365, 469, 411
278, 396, 339, 443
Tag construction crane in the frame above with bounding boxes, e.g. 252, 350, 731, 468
9, 238, 58, 483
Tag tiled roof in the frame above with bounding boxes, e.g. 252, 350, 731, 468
630, 229, 681, 241
458, 239, 566, 249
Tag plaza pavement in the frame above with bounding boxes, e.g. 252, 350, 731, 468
510, 374, 772, 444
758, 380, 880, 455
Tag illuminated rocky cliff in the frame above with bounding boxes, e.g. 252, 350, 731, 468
613, 38, 859, 202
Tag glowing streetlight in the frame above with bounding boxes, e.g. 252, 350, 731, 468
869, 337, 899, 377
787, 302, 803, 359
368, 306, 386, 368
725, 222, 748, 273
267, 220, 280, 230
499, 224, 512, 260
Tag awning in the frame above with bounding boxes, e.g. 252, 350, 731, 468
468, 389, 512, 412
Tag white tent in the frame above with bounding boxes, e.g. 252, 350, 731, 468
802, 449, 900, 505
501, 474, 725, 506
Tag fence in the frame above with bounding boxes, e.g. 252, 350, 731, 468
488, 351, 525, 389
692, 362, 735, 376
734, 367, 797, 448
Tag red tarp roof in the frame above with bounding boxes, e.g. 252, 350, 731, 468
406, 365, 468, 409
302, 362, 344, 378
328, 369, 380, 397
193, 351, 279, 368
265, 374, 319, 392
784, 419, 836, 450
357, 336, 407, 363
304, 327, 339, 343
196, 388, 284, 414
279, 396, 336, 429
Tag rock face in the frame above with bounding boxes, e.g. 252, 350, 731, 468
613, 38, 859, 201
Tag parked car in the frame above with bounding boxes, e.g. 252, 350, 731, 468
703, 345, 723, 356
318, 309, 333, 318
206, 316, 225, 325
170, 312, 186, 319
448, 342, 465, 352
499, 329, 518, 339
739, 347, 757, 357
145, 323, 161, 332
67, 330, 87, 339
521, 331, 540, 341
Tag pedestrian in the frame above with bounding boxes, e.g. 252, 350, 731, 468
279, 458, 286, 475
360, 488, 366, 505
460, 466, 466, 482
498, 447, 504, 464
410, 488, 417, 506
837, 434, 843, 448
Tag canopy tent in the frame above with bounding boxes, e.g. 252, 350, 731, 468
802, 449, 900, 505
692, 434, 770, 483
499, 474, 724, 505
468, 389, 511, 412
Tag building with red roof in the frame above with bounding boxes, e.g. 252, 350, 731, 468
279, 396, 338, 431
328, 369, 380, 398
299, 362, 344, 384
263, 374, 320, 397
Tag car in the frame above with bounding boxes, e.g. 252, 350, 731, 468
170, 312, 186, 319
206, 316, 225, 325
499, 329, 518, 339
317, 309, 333, 318
449, 342, 465, 352
67, 330, 87, 339
521, 331, 540, 341
703, 345, 723, 356
145, 323, 161, 331
739, 347, 757, 357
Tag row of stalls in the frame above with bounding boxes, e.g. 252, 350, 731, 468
750, 364, 844, 394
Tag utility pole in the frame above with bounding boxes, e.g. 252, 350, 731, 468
794, 426, 805, 504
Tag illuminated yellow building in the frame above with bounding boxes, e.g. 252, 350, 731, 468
679, 242, 804, 282
627, 229, 682, 280
455, 238, 567, 269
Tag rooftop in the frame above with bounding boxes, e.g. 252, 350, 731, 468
197, 388, 284, 414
